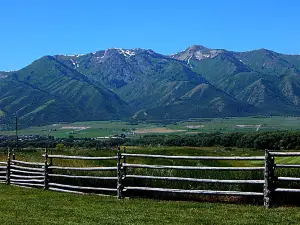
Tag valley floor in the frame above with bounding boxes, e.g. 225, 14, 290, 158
1, 116, 300, 138
0, 184, 300, 225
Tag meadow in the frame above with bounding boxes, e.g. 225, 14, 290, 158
1, 184, 300, 225
1, 116, 300, 138
1, 146, 300, 205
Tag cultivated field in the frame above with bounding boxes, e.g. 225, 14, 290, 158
1, 116, 300, 138
0, 184, 300, 224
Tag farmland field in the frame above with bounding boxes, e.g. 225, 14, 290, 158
1, 116, 300, 138
0, 184, 300, 224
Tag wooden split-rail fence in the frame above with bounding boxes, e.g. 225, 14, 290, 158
1, 148, 300, 208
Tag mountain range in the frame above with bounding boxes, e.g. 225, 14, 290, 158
1, 45, 300, 128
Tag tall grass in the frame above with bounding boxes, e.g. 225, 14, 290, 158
0, 147, 265, 198
1, 146, 300, 204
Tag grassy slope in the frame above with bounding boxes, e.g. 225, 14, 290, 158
0, 184, 300, 225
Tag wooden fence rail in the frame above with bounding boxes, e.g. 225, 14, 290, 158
123, 163, 264, 171
0, 161, 6, 183
48, 174, 117, 180
124, 175, 264, 184
6, 148, 44, 189
45, 149, 118, 195
1, 148, 300, 208
48, 166, 117, 171
121, 153, 264, 160
120, 150, 266, 204
46, 155, 118, 160
123, 186, 264, 196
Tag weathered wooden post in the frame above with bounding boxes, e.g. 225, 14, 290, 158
264, 150, 274, 208
123, 147, 127, 177
270, 154, 275, 204
44, 148, 49, 190
6, 148, 11, 185
117, 147, 123, 199
12, 149, 16, 160
49, 149, 53, 166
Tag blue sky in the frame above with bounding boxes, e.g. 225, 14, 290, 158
1, 0, 299, 71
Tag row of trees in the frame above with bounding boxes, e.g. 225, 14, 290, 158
0, 136, 126, 150
1, 131, 300, 150
125, 131, 300, 150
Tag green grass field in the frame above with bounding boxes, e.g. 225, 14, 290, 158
0, 184, 300, 225
1, 116, 300, 138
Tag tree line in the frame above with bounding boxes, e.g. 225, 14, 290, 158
1, 131, 300, 150
125, 131, 300, 150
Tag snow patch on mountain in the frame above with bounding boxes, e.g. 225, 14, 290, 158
187, 56, 192, 65
110, 48, 136, 57
70, 59, 79, 68
101, 50, 107, 58
193, 50, 222, 60
64, 54, 85, 58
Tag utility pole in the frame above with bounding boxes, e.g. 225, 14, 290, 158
15, 117, 18, 153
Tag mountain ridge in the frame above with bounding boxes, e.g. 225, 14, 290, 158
1, 45, 300, 128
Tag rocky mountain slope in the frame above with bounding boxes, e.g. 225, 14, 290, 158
1, 45, 300, 128
0, 56, 130, 127
172, 45, 300, 114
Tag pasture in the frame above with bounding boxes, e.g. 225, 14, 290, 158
1, 184, 300, 224
1, 146, 300, 205
1, 116, 300, 138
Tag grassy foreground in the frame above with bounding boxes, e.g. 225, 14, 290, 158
0, 185, 300, 225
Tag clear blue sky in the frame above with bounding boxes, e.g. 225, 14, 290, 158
1, 0, 299, 71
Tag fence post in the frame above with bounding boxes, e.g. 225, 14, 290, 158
123, 147, 127, 177
264, 150, 274, 208
44, 148, 49, 190
12, 149, 16, 160
50, 149, 53, 166
270, 154, 275, 203
6, 148, 11, 185
117, 147, 123, 199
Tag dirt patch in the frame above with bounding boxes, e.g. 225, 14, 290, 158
185, 132, 200, 134
60, 126, 90, 130
236, 124, 260, 128
135, 128, 186, 134
185, 125, 204, 129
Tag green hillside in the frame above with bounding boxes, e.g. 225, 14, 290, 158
1, 45, 300, 128
0, 56, 130, 128
134, 83, 257, 120
55, 49, 209, 109
173, 45, 300, 115
55, 48, 255, 120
